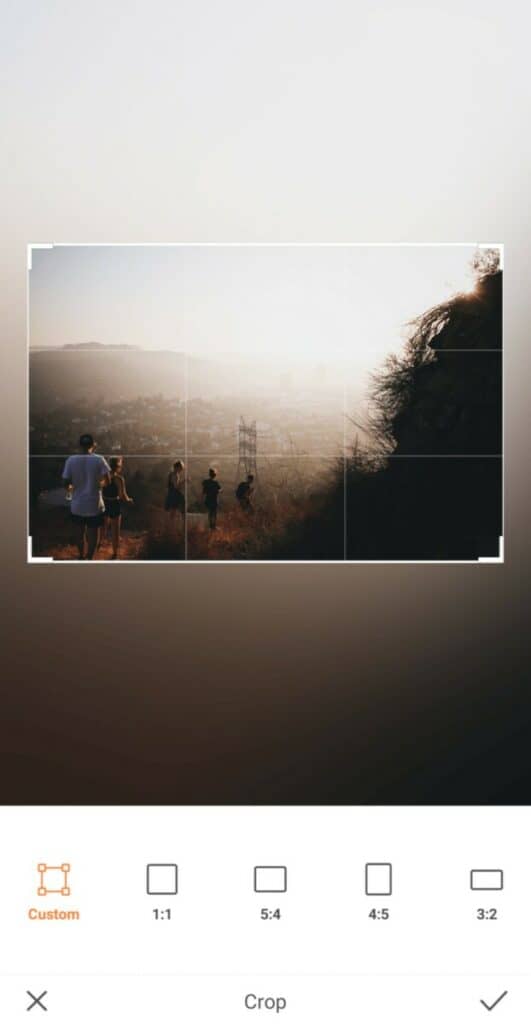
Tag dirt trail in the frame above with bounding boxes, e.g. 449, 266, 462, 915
34, 531, 147, 561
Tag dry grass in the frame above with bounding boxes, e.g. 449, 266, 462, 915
186, 503, 308, 560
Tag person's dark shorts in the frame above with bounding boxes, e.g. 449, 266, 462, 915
104, 500, 122, 519
165, 491, 185, 512
71, 512, 105, 528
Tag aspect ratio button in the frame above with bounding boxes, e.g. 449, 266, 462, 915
245, 993, 287, 1014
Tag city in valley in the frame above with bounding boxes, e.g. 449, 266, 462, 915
29, 346, 352, 560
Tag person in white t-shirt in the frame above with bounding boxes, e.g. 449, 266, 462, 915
62, 434, 111, 560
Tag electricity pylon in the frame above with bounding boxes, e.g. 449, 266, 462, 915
236, 416, 258, 484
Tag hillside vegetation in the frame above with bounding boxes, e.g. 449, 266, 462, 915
281, 253, 502, 561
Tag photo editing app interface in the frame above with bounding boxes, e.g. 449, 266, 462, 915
18, 241, 508, 1021
3, 807, 528, 1021
28, 243, 502, 564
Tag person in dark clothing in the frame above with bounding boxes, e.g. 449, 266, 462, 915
236, 473, 254, 513
102, 456, 133, 559
202, 467, 221, 530
164, 459, 186, 527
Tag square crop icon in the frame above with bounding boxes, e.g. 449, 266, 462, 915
146, 863, 178, 896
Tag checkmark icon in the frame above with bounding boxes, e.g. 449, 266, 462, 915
480, 991, 508, 1011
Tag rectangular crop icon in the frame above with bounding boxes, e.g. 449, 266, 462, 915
470, 869, 503, 891
254, 866, 287, 893
365, 863, 393, 896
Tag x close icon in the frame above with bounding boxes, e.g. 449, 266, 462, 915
26, 990, 48, 1012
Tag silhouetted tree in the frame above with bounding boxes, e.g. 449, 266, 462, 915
346, 252, 502, 559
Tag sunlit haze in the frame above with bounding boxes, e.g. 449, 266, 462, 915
30, 245, 480, 379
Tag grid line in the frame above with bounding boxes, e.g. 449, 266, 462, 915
30, 453, 504, 460
29, 347, 503, 354
341, 407, 349, 565
184, 353, 189, 561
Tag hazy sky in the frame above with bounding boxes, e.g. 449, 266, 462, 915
30, 244, 483, 374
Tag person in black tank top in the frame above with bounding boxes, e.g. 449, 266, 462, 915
202, 467, 222, 530
103, 456, 134, 559
164, 459, 186, 530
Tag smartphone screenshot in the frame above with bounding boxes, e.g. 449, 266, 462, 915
2, 2, 527, 1022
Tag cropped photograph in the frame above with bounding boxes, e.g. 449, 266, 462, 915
28, 243, 502, 562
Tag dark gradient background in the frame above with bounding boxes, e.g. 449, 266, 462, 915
2, 1, 530, 805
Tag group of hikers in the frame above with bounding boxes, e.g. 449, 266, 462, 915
164, 460, 254, 530
61, 433, 255, 559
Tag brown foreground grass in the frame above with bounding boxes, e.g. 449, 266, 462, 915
30, 492, 340, 561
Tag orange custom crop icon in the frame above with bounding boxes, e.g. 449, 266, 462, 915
37, 863, 71, 897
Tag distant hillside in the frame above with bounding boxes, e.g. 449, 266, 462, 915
29, 347, 349, 410
29, 349, 187, 410
30, 342, 139, 351
62, 342, 139, 350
